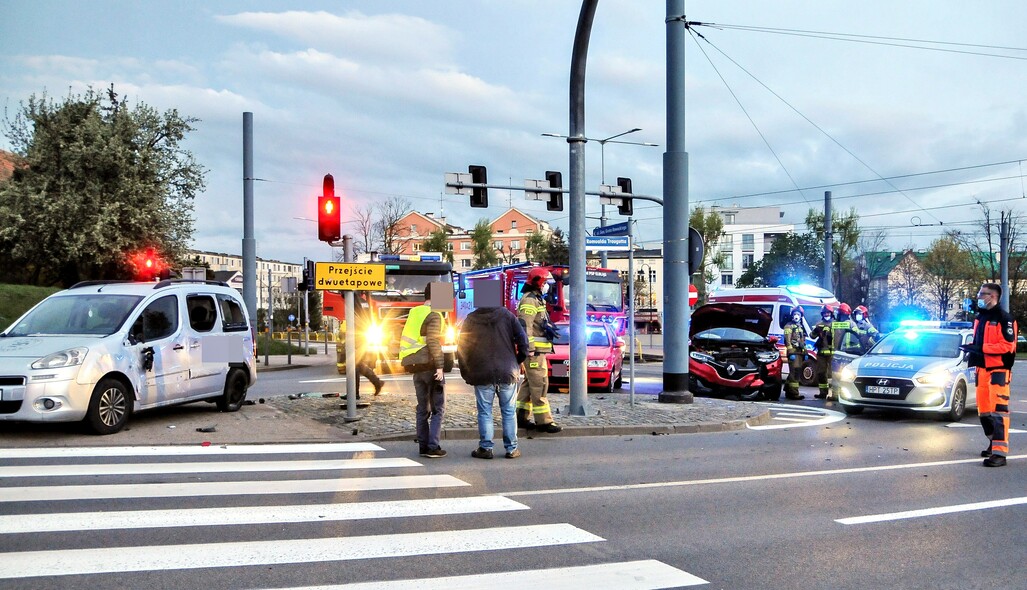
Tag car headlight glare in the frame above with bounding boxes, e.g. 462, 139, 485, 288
915, 371, 951, 386
755, 350, 780, 363
31, 347, 88, 369
837, 367, 856, 382
587, 359, 608, 368
365, 324, 385, 348
689, 351, 714, 363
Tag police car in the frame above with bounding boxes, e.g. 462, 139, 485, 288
834, 321, 975, 421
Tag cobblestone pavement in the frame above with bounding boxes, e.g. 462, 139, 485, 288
264, 388, 770, 442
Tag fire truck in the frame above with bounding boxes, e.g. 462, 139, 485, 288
455, 262, 628, 336
322, 253, 457, 374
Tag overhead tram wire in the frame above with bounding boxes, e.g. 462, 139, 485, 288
699, 23, 1027, 62
687, 25, 947, 226
686, 26, 811, 206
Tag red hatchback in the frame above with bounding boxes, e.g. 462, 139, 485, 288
547, 322, 625, 392
688, 303, 783, 401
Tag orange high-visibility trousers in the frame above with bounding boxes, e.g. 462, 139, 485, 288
976, 368, 1010, 457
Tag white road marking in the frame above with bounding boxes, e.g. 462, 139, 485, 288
0, 524, 603, 579
0, 443, 383, 459
747, 404, 847, 430
278, 560, 708, 589
502, 455, 1027, 498
947, 423, 1026, 433
837, 496, 1027, 525
0, 457, 419, 478
0, 496, 529, 534
0, 474, 469, 503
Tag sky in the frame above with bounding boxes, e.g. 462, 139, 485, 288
2, 0, 1026, 265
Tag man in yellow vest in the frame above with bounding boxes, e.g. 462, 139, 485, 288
516, 267, 562, 433
399, 282, 447, 458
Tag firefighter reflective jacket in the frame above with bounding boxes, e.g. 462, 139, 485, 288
783, 321, 807, 356
518, 291, 553, 354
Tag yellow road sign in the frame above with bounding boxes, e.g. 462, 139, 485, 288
314, 262, 386, 290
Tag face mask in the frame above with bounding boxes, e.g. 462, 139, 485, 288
823, 315, 832, 322
541, 282, 551, 295
977, 299, 986, 309
792, 315, 801, 324
854, 313, 863, 322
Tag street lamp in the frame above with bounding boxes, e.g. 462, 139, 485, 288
541, 129, 659, 266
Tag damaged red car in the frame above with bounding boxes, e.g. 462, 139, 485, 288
688, 303, 783, 401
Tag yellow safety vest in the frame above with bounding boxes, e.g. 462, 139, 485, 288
399, 305, 436, 361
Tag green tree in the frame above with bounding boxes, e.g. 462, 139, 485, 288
524, 230, 549, 263
545, 228, 569, 266
737, 232, 823, 288
421, 227, 454, 263
0, 86, 206, 286
690, 206, 725, 305
920, 236, 974, 319
805, 207, 861, 301
470, 219, 499, 269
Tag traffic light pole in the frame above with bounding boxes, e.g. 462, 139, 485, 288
342, 235, 359, 423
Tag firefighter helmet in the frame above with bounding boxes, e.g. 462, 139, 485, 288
790, 306, 804, 317
820, 305, 834, 318
838, 303, 852, 315
526, 267, 554, 288
855, 304, 869, 317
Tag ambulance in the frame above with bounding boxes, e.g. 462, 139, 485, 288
706, 285, 839, 385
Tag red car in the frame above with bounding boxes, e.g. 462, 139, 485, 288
688, 303, 783, 401
547, 322, 625, 392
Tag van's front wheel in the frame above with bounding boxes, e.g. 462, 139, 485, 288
217, 370, 248, 412
86, 378, 131, 434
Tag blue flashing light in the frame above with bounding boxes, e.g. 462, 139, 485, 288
899, 319, 941, 328
782, 284, 833, 298
419, 255, 442, 262
902, 330, 922, 341
379, 255, 400, 261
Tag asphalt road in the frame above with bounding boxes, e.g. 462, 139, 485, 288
1, 362, 1024, 588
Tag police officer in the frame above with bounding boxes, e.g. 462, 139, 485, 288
782, 306, 807, 400
515, 267, 562, 433
810, 305, 835, 399
961, 283, 1017, 467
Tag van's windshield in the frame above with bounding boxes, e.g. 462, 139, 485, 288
7, 295, 143, 337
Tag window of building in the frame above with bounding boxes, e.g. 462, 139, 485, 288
511, 240, 520, 250
511, 220, 517, 230
512, 257, 520, 263
741, 234, 754, 252
721, 253, 733, 270
447, 243, 454, 251
410, 224, 417, 234
413, 242, 422, 252
494, 240, 503, 250
742, 253, 754, 269
721, 234, 733, 247
726, 213, 736, 224
721, 273, 734, 286
460, 259, 471, 268
461, 242, 470, 251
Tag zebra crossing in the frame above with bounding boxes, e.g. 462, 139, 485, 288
747, 403, 847, 430
0, 442, 707, 588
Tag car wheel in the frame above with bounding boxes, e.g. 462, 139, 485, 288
841, 404, 864, 416
614, 370, 623, 390
940, 382, 967, 422
799, 360, 816, 386
602, 372, 615, 393
217, 369, 248, 412
85, 377, 131, 435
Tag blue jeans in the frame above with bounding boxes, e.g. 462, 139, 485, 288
475, 382, 517, 453
413, 371, 445, 450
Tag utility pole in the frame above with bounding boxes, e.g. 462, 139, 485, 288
1000, 212, 1010, 311
824, 191, 833, 293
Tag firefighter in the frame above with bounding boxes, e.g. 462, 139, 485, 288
852, 304, 880, 353
810, 305, 835, 399
961, 283, 1017, 467
832, 303, 863, 355
515, 267, 562, 433
782, 306, 807, 400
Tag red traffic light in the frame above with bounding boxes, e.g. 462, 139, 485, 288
317, 173, 341, 243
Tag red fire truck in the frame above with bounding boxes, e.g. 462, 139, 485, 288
455, 263, 628, 336
323, 253, 457, 374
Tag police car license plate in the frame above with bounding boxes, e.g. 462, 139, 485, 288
551, 362, 568, 377
866, 385, 900, 395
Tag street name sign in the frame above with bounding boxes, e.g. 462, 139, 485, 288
593, 221, 630, 237
585, 236, 631, 251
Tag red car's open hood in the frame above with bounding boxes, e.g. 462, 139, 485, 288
690, 303, 773, 338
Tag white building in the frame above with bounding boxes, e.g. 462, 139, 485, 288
708, 205, 793, 291
187, 250, 302, 312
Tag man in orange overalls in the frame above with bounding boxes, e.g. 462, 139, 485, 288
962, 283, 1017, 467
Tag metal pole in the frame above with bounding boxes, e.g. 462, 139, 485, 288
600, 142, 607, 268
628, 218, 635, 407
303, 257, 310, 356
242, 113, 258, 343
824, 191, 833, 292
1000, 213, 1010, 311
660, 0, 692, 403
343, 235, 360, 422
265, 268, 272, 366
566, 0, 599, 416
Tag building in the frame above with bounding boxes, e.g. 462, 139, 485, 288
396, 207, 554, 270
186, 250, 302, 313
708, 205, 793, 292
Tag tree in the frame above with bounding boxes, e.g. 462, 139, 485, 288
353, 204, 376, 256
891, 251, 926, 308
421, 227, 454, 263
736, 232, 823, 288
920, 236, 974, 320
0, 86, 205, 285
524, 230, 549, 263
545, 228, 569, 266
947, 203, 1027, 298
371, 196, 412, 255
470, 219, 499, 269
690, 206, 725, 305
806, 207, 862, 301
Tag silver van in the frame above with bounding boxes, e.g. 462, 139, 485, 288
0, 280, 256, 434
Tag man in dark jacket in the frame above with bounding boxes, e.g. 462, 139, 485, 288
458, 301, 529, 459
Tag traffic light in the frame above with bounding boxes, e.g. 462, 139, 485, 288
318, 174, 341, 243
545, 170, 563, 212
468, 165, 488, 208
616, 177, 633, 216
305, 260, 315, 291
299, 268, 309, 292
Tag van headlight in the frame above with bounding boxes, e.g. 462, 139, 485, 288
365, 324, 385, 348
32, 347, 88, 369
